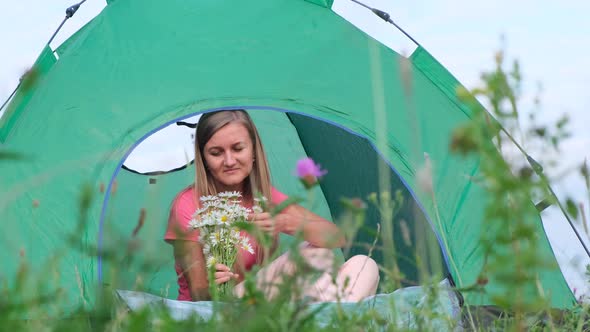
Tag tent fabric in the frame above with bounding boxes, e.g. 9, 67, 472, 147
286, 112, 448, 284
0, 0, 574, 312
0, 45, 56, 142
410, 47, 473, 118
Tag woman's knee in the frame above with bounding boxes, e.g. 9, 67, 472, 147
346, 255, 379, 279
332, 255, 379, 301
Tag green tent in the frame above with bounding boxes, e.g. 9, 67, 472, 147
0, 0, 574, 313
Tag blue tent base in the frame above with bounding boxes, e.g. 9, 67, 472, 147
116, 279, 462, 330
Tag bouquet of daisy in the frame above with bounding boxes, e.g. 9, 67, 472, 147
188, 191, 262, 296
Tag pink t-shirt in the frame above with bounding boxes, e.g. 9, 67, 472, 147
164, 186, 288, 301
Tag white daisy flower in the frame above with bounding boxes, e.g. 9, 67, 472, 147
240, 236, 250, 247
188, 218, 199, 229
254, 196, 268, 203
231, 228, 241, 240
192, 192, 257, 274
219, 191, 241, 199
210, 231, 221, 246
200, 195, 217, 202
206, 256, 216, 267
194, 206, 210, 216
219, 214, 230, 225
240, 240, 254, 254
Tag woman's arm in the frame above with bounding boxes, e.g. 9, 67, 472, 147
172, 240, 211, 301
172, 240, 238, 301
252, 205, 345, 248
279, 204, 345, 248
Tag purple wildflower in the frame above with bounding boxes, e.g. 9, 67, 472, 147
296, 157, 327, 189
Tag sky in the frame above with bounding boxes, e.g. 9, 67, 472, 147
1, 0, 589, 296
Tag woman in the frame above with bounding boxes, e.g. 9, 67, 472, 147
164, 109, 379, 302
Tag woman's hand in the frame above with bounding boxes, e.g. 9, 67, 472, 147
214, 263, 239, 284
250, 212, 279, 235
250, 204, 345, 248
270, 205, 346, 248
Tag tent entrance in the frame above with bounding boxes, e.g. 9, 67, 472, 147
99, 108, 450, 298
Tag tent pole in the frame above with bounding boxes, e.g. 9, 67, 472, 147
538, 172, 590, 258
48, 0, 88, 46
48, 0, 88, 48
0, 82, 20, 113
0, 1, 88, 114
47, 16, 69, 47
348, 0, 422, 48
498, 124, 590, 258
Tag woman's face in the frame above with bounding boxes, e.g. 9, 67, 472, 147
203, 122, 254, 192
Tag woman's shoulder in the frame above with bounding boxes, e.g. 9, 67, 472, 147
165, 185, 199, 242
177, 185, 195, 200
172, 185, 198, 206
270, 186, 288, 205
170, 186, 199, 218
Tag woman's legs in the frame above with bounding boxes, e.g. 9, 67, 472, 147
234, 243, 332, 299
302, 254, 379, 302
235, 243, 379, 302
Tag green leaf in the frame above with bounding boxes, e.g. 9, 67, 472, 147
532, 127, 546, 137
556, 115, 569, 129
271, 196, 303, 216
234, 221, 255, 233
339, 197, 367, 213
565, 198, 579, 220
580, 160, 589, 179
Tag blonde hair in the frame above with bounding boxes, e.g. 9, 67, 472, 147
194, 110, 272, 202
